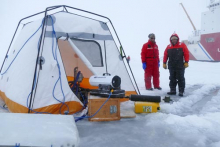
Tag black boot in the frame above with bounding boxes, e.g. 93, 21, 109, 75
154, 87, 162, 90
179, 89, 184, 97
179, 92, 183, 97
167, 89, 176, 95
146, 88, 153, 91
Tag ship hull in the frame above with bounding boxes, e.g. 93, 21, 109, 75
188, 32, 220, 61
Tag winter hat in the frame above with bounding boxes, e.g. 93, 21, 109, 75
171, 36, 178, 40
148, 33, 155, 39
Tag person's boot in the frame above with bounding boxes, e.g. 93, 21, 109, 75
146, 88, 153, 91
179, 92, 183, 97
154, 87, 162, 90
167, 89, 176, 95
179, 89, 184, 97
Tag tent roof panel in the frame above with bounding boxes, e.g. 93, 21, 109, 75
51, 12, 111, 36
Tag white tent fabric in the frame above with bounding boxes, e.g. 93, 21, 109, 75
0, 11, 137, 114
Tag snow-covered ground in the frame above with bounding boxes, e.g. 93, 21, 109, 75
0, 55, 220, 147
73, 59, 220, 147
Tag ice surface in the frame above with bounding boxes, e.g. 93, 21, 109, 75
76, 89, 220, 147
74, 60, 220, 147
1, 57, 220, 147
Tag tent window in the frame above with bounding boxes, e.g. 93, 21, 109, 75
70, 38, 103, 67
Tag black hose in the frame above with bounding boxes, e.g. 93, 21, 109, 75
130, 94, 161, 102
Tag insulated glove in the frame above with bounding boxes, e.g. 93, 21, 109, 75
163, 63, 167, 69
184, 62, 189, 68
142, 62, 147, 70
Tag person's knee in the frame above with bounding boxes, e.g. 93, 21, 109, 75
169, 76, 172, 80
169, 75, 176, 80
145, 76, 151, 81
179, 75, 185, 81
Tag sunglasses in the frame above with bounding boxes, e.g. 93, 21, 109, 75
150, 38, 155, 39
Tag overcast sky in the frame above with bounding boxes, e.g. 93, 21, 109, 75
0, 0, 211, 65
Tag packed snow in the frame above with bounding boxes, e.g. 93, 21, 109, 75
0, 113, 80, 147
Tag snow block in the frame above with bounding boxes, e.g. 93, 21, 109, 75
0, 113, 80, 147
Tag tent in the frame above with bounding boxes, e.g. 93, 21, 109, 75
0, 5, 140, 114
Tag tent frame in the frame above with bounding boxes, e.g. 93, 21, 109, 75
0, 5, 140, 113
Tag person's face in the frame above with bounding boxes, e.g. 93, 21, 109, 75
171, 39, 178, 45
150, 37, 155, 43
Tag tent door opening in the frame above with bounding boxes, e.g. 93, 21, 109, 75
58, 37, 105, 98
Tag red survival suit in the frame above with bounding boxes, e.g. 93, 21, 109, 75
141, 40, 160, 89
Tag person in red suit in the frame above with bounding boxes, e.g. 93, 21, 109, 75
141, 33, 161, 90
163, 33, 189, 96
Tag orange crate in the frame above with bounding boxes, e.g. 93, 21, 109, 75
88, 98, 120, 122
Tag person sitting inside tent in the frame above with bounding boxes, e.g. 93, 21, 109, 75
141, 33, 161, 91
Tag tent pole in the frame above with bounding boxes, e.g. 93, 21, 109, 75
31, 18, 49, 110
107, 21, 140, 95
106, 23, 141, 95
64, 6, 69, 12
104, 40, 108, 74
28, 9, 48, 113
0, 21, 21, 73
28, 6, 65, 113
0, 7, 61, 73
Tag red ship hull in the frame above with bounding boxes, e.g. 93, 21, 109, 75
200, 32, 220, 61
188, 32, 220, 61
